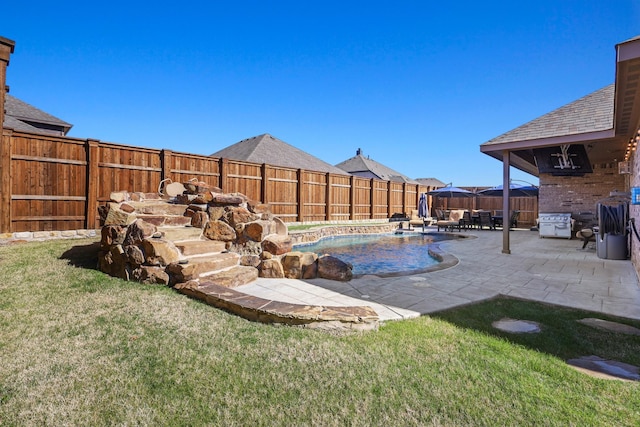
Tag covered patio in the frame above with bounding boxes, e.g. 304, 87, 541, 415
480, 36, 640, 276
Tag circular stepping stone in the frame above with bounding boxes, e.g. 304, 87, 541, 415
492, 318, 541, 333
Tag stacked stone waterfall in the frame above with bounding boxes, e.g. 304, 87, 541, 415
97, 181, 353, 289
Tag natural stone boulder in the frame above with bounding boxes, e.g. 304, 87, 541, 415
104, 206, 137, 226
142, 239, 181, 266
260, 258, 285, 278
318, 255, 353, 281
101, 225, 127, 247
190, 211, 209, 229
120, 203, 136, 213
229, 240, 262, 256
109, 191, 129, 203
211, 194, 244, 205
132, 265, 170, 285
99, 245, 130, 280
123, 219, 157, 246
207, 206, 225, 221
244, 220, 273, 242
281, 252, 318, 279
302, 259, 318, 279
224, 206, 259, 228
124, 245, 145, 266
262, 235, 293, 255
240, 254, 261, 268
184, 180, 218, 195
247, 199, 271, 215
203, 220, 237, 241
175, 194, 199, 205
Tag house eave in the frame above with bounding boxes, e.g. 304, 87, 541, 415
480, 129, 615, 154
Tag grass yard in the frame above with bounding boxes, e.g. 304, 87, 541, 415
1, 238, 639, 426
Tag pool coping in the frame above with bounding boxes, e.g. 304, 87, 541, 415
291, 226, 471, 278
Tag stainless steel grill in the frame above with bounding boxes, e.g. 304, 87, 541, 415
538, 213, 572, 239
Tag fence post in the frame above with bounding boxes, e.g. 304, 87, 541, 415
387, 180, 392, 218
0, 129, 13, 233
370, 178, 375, 219
297, 168, 305, 222
219, 157, 228, 192
402, 182, 408, 215
261, 163, 268, 205
85, 139, 100, 230
350, 175, 356, 220
325, 172, 332, 221
161, 149, 172, 182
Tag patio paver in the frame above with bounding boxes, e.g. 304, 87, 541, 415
236, 228, 640, 322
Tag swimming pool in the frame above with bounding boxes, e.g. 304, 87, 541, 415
295, 232, 460, 277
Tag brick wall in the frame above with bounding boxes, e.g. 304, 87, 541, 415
539, 162, 627, 214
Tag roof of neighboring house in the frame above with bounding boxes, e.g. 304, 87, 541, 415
482, 84, 614, 147
211, 133, 350, 175
415, 177, 446, 188
335, 149, 418, 184
4, 94, 72, 136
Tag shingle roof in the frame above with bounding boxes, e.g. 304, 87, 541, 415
4, 94, 72, 135
335, 150, 418, 184
211, 133, 350, 175
415, 177, 446, 187
482, 84, 614, 147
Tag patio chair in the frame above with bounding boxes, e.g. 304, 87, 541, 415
576, 227, 596, 249
436, 209, 466, 231
574, 212, 597, 249
477, 211, 494, 230
460, 211, 473, 230
509, 210, 520, 228
409, 209, 435, 229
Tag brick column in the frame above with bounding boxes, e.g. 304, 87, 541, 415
0, 37, 16, 133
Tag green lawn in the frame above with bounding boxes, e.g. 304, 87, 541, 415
1, 238, 639, 426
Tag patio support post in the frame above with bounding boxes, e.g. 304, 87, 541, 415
502, 150, 511, 254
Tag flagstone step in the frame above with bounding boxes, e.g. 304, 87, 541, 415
175, 240, 226, 256
166, 252, 240, 283
176, 281, 379, 331
199, 265, 259, 287
128, 201, 189, 216
137, 214, 192, 227
158, 226, 203, 241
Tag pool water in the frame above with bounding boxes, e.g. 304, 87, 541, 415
296, 233, 457, 277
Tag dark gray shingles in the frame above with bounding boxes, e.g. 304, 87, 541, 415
415, 177, 446, 187
482, 84, 614, 147
211, 133, 349, 175
5, 94, 72, 130
336, 152, 418, 183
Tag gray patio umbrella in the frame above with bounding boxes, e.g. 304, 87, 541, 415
427, 185, 476, 198
418, 193, 428, 218
477, 183, 539, 197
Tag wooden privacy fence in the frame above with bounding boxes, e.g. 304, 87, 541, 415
1, 130, 434, 233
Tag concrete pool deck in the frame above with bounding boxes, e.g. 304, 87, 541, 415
236, 227, 640, 322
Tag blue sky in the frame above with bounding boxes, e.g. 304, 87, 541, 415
3, 1, 639, 186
